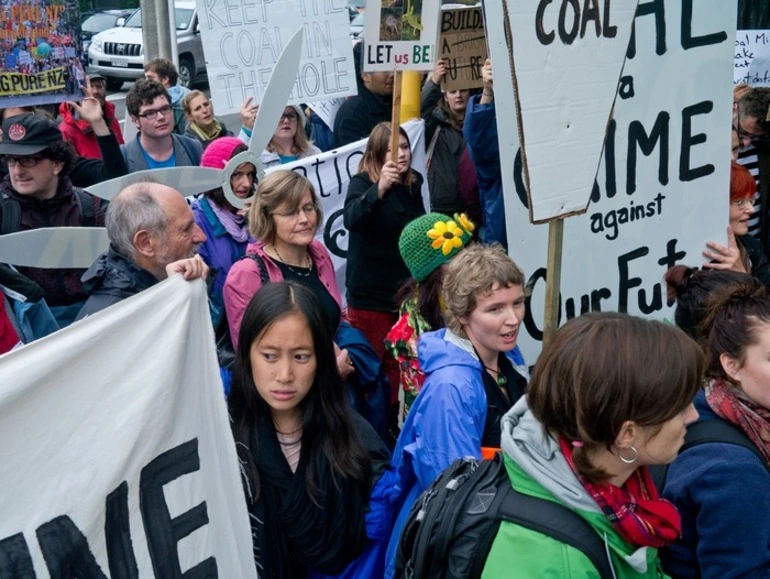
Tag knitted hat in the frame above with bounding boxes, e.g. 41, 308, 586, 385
200, 136, 246, 169
399, 212, 475, 282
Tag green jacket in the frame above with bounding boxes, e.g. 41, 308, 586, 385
481, 456, 669, 579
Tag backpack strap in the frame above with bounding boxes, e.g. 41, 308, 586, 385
0, 190, 21, 236
72, 188, 101, 227
495, 486, 614, 579
246, 252, 270, 286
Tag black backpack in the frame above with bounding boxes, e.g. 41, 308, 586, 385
650, 419, 770, 491
214, 253, 269, 369
395, 452, 614, 579
0, 188, 102, 235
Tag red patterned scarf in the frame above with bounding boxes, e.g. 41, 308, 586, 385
559, 438, 682, 548
705, 377, 770, 466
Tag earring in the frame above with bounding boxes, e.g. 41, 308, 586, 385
619, 446, 639, 465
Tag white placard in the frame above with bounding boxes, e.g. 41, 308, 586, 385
362, 0, 442, 71
195, 0, 357, 114
503, 0, 638, 223
735, 29, 770, 86
308, 97, 345, 129
0, 278, 257, 578
486, 0, 734, 361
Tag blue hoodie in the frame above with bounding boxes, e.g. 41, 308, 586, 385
383, 328, 527, 579
661, 390, 770, 578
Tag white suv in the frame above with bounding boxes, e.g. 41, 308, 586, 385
87, 1, 206, 91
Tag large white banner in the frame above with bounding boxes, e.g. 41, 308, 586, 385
486, 0, 734, 361
196, 0, 357, 114
0, 278, 257, 578
735, 29, 770, 86
275, 118, 428, 294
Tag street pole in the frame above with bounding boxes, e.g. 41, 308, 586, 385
140, 0, 172, 64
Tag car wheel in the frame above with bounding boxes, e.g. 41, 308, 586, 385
178, 57, 194, 88
105, 77, 123, 92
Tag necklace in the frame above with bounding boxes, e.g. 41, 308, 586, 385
481, 363, 508, 387
273, 245, 313, 277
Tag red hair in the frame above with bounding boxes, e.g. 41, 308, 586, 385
731, 160, 756, 202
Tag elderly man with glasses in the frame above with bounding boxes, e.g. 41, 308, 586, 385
733, 86, 770, 255
0, 113, 107, 327
121, 79, 202, 172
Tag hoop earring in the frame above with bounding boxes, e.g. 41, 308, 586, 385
619, 446, 639, 465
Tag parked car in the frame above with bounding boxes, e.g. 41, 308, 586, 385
87, 1, 205, 91
80, 9, 135, 65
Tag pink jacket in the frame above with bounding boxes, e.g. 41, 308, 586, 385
223, 239, 342, 349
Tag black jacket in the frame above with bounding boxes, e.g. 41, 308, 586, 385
739, 233, 770, 286
333, 86, 392, 148
752, 140, 770, 256
343, 170, 425, 311
75, 247, 158, 320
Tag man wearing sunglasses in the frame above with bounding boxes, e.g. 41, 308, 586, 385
121, 79, 202, 173
0, 114, 107, 327
733, 87, 770, 255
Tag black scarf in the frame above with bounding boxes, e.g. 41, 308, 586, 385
248, 417, 368, 578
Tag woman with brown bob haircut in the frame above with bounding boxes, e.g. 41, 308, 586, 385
488, 312, 703, 578
662, 282, 770, 578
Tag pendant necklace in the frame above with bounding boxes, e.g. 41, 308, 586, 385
274, 245, 313, 277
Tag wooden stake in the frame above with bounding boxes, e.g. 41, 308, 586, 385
390, 70, 403, 155
542, 218, 564, 348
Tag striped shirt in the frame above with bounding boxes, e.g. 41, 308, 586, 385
737, 144, 761, 238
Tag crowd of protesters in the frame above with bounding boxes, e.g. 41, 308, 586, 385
1, 38, 770, 578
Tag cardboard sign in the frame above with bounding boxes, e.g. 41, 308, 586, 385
499, 0, 638, 223
735, 29, 770, 86
0, 0, 85, 107
486, 0, 734, 361
0, 278, 257, 578
438, 7, 486, 91
195, 0, 356, 114
362, 0, 442, 71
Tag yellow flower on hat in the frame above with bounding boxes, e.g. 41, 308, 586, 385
455, 213, 475, 234
427, 219, 465, 256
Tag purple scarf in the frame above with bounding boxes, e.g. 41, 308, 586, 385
210, 200, 251, 243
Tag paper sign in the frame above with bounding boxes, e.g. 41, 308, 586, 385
438, 7, 486, 91
0, 0, 85, 107
0, 277, 258, 578
195, 0, 356, 114
309, 97, 345, 129
500, 0, 639, 223
362, 0, 442, 71
486, 0, 733, 361
735, 29, 770, 86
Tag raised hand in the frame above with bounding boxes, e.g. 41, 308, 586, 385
703, 226, 747, 273
240, 96, 260, 131
377, 161, 401, 198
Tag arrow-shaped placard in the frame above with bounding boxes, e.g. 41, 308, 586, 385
0, 228, 109, 269
504, 0, 639, 223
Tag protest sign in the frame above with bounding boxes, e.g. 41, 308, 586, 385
195, 0, 356, 114
499, 0, 638, 223
486, 0, 734, 361
735, 29, 770, 86
438, 6, 486, 91
309, 97, 345, 129
362, 0, 442, 71
279, 118, 428, 293
0, 0, 84, 107
0, 278, 257, 578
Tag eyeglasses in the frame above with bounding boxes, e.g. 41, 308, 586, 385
137, 104, 173, 120
735, 110, 767, 144
732, 197, 755, 208
2, 155, 44, 168
273, 203, 317, 219
280, 112, 299, 122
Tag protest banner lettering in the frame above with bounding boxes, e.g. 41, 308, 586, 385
500, 0, 638, 223
363, 0, 442, 71
486, 0, 734, 361
0, 278, 257, 578
0, 0, 84, 107
195, 0, 356, 114
735, 29, 770, 86
438, 7, 486, 91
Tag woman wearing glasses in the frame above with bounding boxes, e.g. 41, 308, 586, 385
703, 161, 770, 285
238, 100, 320, 167
223, 170, 354, 379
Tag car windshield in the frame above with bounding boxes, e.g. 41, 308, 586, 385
123, 8, 194, 30
81, 13, 118, 33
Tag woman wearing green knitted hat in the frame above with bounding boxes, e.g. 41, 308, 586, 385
384, 212, 475, 427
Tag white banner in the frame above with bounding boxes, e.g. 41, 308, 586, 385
0, 278, 257, 578
196, 0, 357, 114
735, 29, 770, 86
273, 118, 428, 294
486, 0, 734, 361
